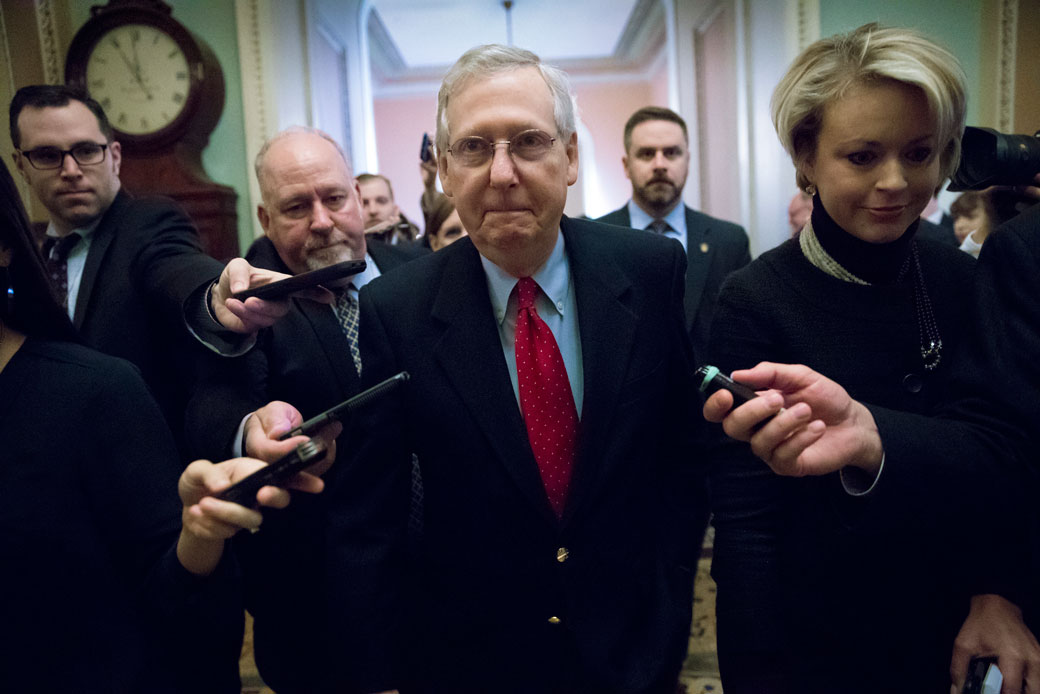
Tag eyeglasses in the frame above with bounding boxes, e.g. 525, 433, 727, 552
447, 129, 557, 167
18, 143, 108, 170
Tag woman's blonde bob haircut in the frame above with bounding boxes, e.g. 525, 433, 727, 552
771, 23, 967, 192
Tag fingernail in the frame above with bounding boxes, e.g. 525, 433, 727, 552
766, 393, 783, 407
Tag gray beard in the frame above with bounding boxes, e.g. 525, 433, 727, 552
304, 244, 356, 271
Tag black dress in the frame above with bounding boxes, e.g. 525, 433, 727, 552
707, 200, 982, 693
0, 338, 242, 693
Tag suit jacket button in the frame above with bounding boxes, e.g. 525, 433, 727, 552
556, 547, 569, 563
548, 616, 562, 625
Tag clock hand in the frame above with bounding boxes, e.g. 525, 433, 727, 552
115, 45, 151, 98
115, 44, 138, 79
114, 41, 153, 100
129, 33, 153, 100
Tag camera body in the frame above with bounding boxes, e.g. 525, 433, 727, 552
950, 126, 1040, 191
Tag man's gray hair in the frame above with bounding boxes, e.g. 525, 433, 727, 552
254, 126, 351, 192
435, 44, 577, 154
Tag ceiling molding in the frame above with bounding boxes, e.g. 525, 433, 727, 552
367, 7, 406, 82
613, 0, 666, 69
368, 0, 664, 95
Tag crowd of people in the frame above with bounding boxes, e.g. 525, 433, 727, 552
2, 21, 1038, 694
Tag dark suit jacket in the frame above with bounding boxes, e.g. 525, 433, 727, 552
325, 216, 708, 693
184, 234, 420, 694
916, 217, 958, 246
595, 204, 749, 364
972, 203, 1040, 628
72, 190, 223, 450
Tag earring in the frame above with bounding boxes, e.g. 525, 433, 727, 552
0, 267, 11, 318
805, 183, 817, 196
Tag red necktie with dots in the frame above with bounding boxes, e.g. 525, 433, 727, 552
514, 277, 578, 518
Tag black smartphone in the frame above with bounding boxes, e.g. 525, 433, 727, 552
695, 365, 759, 406
215, 439, 327, 508
962, 656, 1002, 694
231, 259, 366, 301
279, 371, 410, 440
420, 132, 433, 163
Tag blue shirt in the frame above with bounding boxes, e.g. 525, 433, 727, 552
627, 200, 688, 253
479, 230, 584, 418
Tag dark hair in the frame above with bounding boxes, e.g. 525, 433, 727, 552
0, 159, 78, 340
9, 84, 114, 149
424, 193, 456, 240
356, 172, 395, 201
623, 106, 688, 153
950, 191, 993, 220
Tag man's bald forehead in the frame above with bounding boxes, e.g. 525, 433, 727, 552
255, 127, 352, 193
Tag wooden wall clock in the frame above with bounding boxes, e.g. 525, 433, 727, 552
65, 0, 238, 261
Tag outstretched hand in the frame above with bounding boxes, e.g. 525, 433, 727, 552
176, 455, 323, 575
210, 258, 333, 334
243, 400, 341, 478
702, 362, 883, 477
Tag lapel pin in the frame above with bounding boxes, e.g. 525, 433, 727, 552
700, 242, 709, 253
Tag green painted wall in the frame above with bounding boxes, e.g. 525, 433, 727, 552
819, 0, 983, 125
67, 0, 251, 252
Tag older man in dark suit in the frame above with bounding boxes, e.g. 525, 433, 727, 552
324, 46, 708, 693
596, 106, 749, 364
184, 126, 421, 694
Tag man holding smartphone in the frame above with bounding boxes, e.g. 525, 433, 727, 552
185, 126, 422, 693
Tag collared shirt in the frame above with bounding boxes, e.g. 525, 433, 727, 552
231, 250, 382, 457
479, 230, 584, 417
627, 199, 688, 253
46, 219, 101, 320
349, 250, 381, 296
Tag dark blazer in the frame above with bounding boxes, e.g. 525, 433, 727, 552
184, 233, 420, 694
0, 339, 242, 694
325, 216, 709, 693
973, 203, 1040, 629
72, 190, 223, 449
916, 217, 958, 246
595, 204, 749, 364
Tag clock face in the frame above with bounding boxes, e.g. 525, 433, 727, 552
85, 23, 191, 136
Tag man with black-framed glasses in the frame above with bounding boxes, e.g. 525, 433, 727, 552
9, 84, 227, 456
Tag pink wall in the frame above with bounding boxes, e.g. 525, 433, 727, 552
371, 73, 669, 226
371, 94, 439, 230
572, 80, 656, 218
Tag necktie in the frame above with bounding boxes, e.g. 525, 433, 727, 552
331, 287, 425, 539
332, 288, 362, 376
42, 233, 82, 309
514, 277, 578, 518
648, 219, 671, 235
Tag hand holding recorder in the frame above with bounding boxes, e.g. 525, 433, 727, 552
700, 362, 883, 478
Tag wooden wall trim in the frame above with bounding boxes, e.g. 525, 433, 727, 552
32, 0, 62, 84
235, 0, 269, 239
996, 0, 1018, 132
